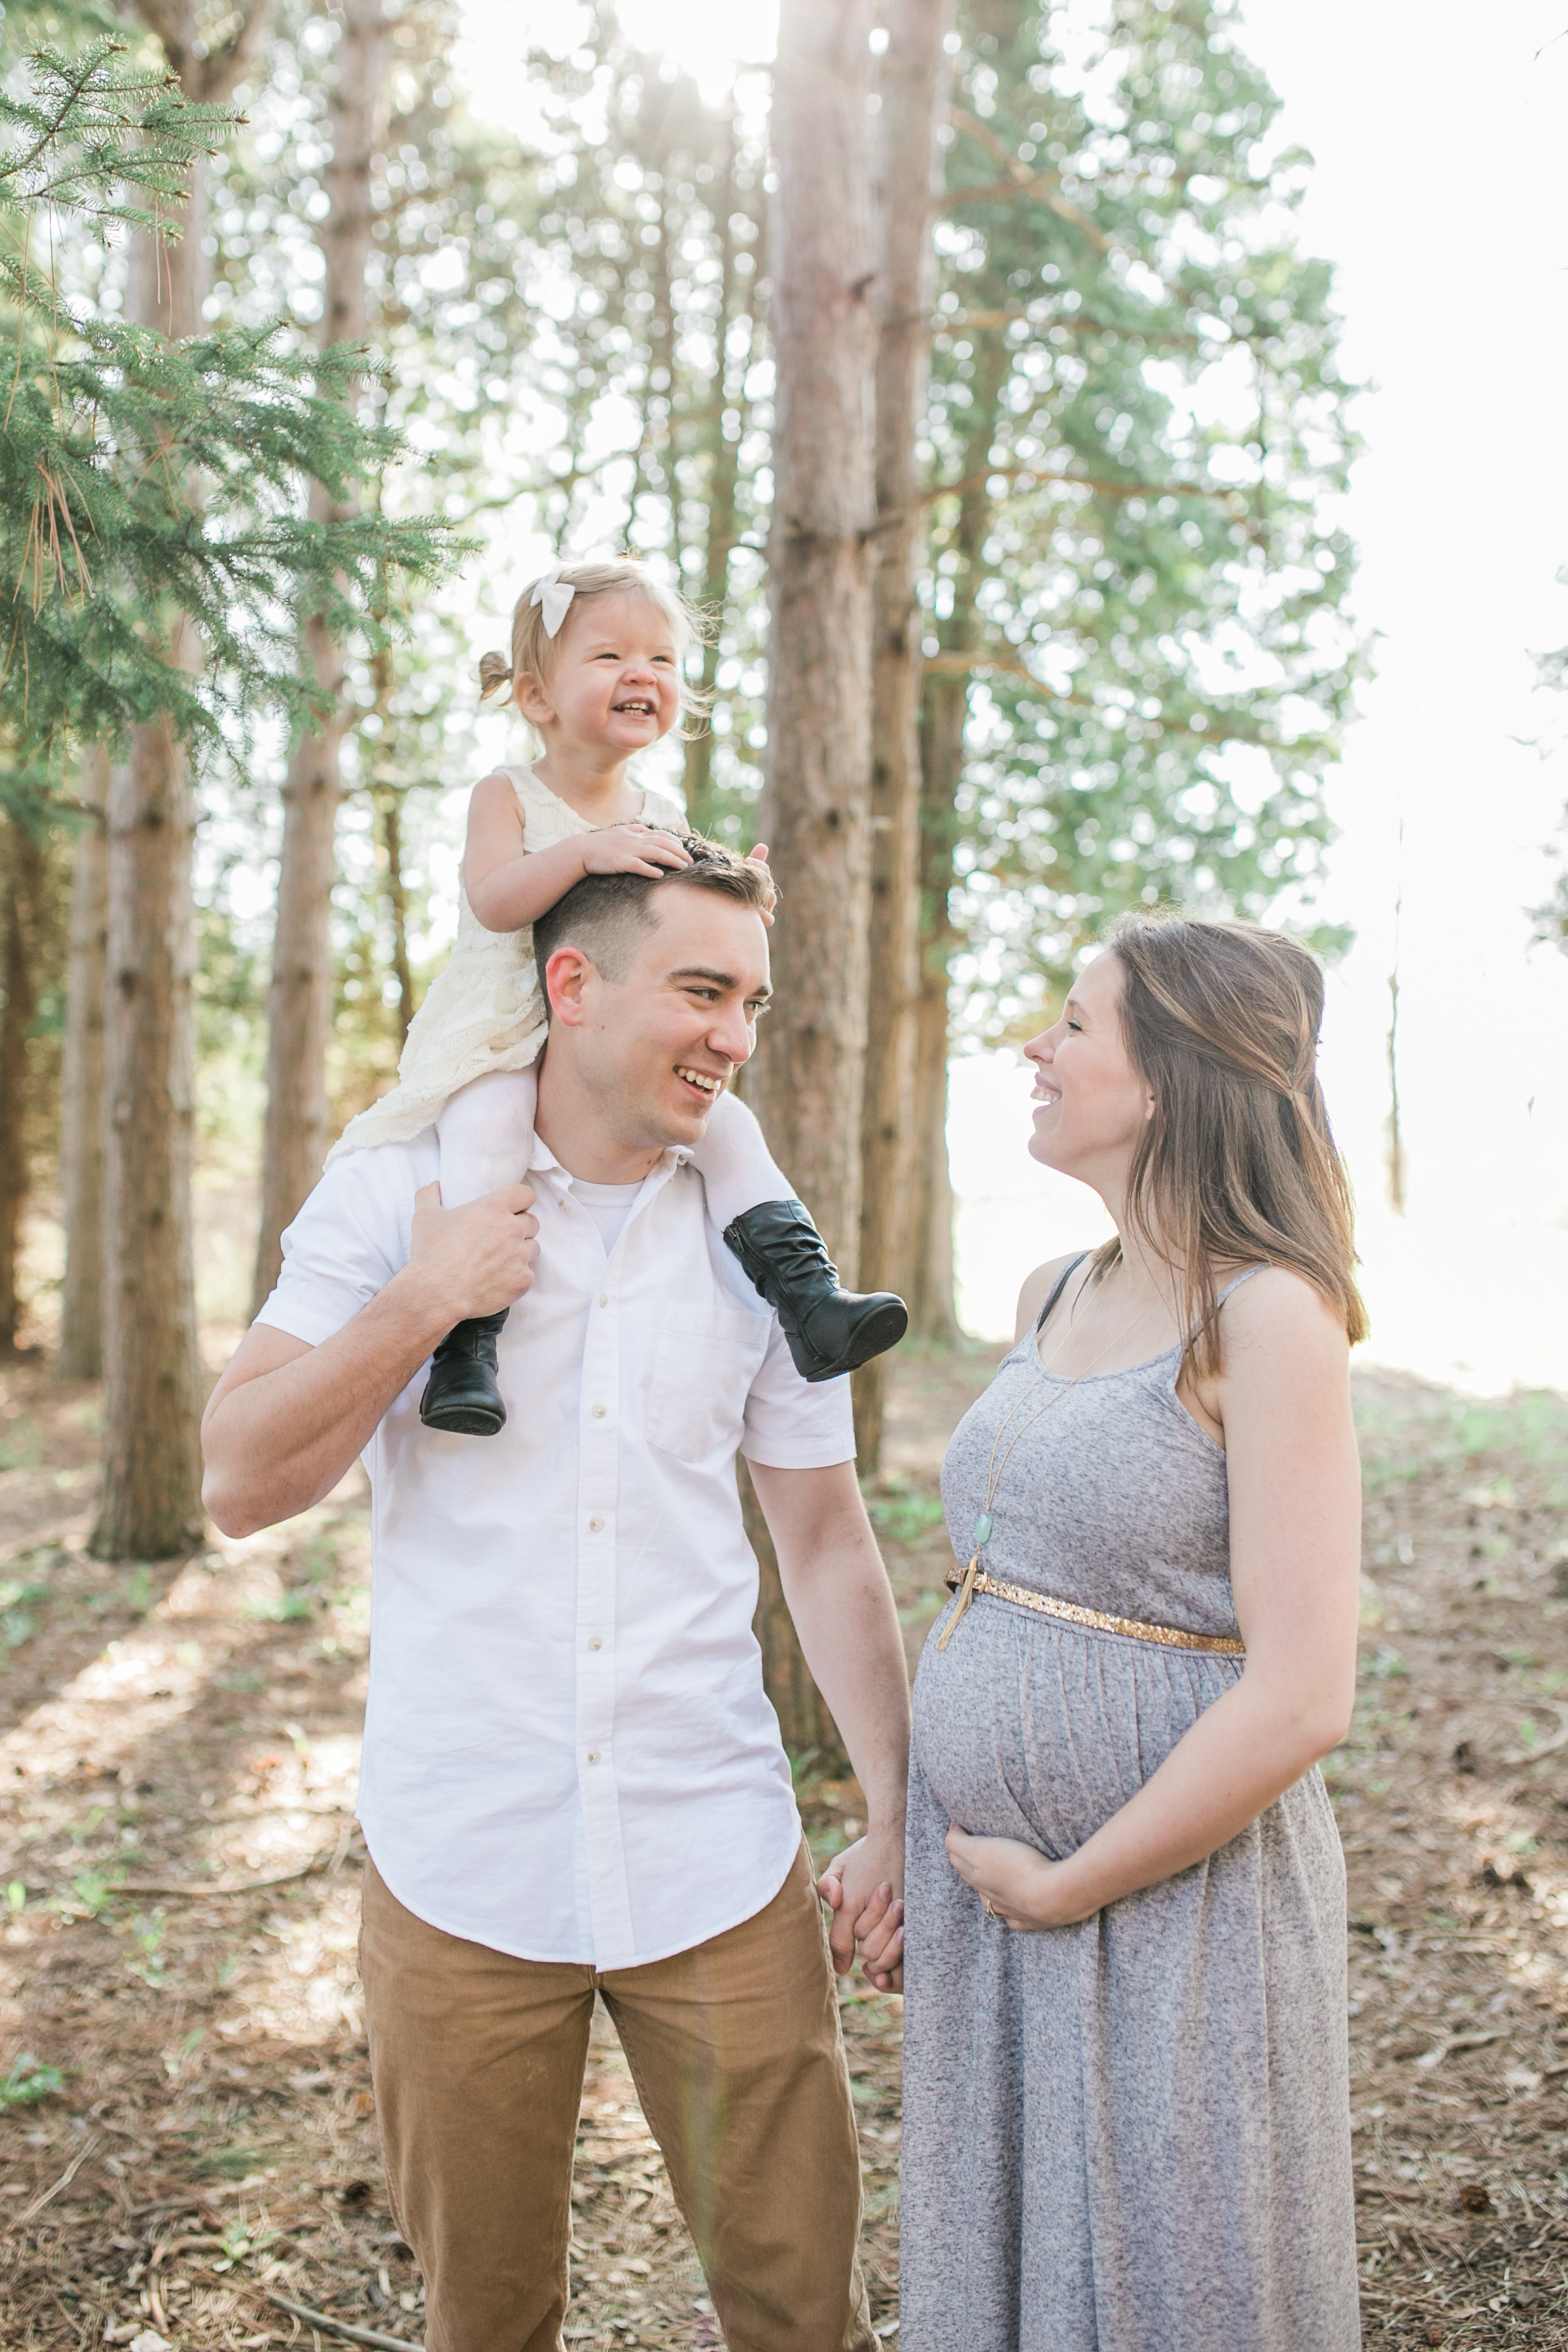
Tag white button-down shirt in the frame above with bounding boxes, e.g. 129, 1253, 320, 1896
257, 1132, 854, 1969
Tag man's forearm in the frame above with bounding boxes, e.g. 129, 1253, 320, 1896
750, 1462, 911, 1834
202, 1270, 451, 1535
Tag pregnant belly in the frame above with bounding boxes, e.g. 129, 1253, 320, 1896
913, 1592, 1242, 1859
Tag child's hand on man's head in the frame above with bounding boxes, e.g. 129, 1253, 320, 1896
581, 824, 694, 880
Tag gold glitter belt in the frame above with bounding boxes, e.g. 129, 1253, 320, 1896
941, 1568, 1246, 1656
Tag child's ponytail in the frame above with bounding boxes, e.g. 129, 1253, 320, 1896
476, 647, 514, 703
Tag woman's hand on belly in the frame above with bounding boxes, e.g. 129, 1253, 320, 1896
945, 1823, 1092, 1931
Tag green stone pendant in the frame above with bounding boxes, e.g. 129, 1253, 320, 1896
972, 1511, 994, 1545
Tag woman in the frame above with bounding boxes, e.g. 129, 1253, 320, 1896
896, 916, 1365, 2351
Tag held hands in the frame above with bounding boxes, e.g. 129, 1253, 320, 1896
581, 824, 694, 880
816, 1830, 905, 1992
407, 1181, 539, 1323
943, 1824, 1080, 1931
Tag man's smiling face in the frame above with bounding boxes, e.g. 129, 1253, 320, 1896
547, 883, 772, 1158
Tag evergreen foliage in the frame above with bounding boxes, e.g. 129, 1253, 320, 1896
445, 0, 1360, 1031
924, 0, 1362, 1035
0, 38, 457, 777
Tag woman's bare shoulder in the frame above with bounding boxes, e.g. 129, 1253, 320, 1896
1219, 1263, 1350, 1362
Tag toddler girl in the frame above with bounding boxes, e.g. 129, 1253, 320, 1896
327, 555, 908, 1434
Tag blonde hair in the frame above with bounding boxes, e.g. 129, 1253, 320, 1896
477, 558, 710, 734
1093, 911, 1367, 1377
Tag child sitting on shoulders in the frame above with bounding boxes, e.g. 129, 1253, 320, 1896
326, 554, 907, 1434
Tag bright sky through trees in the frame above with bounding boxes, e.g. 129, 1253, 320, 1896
448, 0, 1568, 1381
455, 0, 779, 118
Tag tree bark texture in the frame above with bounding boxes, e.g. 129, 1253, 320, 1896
252, 0, 387, 1316
909, 681, 960, 1341
93, 709, 204, 1556
852, 0, 953, 1465
681, 119, 748, 839
905, 352, 1005, 1339
377, 784, 416, 1049
0, 820, 46, 1352
749, 0, 878, 1278
56, 749, 109, 1380
94, 0, 273, 1556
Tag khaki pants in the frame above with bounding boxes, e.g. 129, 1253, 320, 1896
358, 1845, 875, 2352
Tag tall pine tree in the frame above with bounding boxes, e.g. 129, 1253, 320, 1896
0, 35, 452, 1544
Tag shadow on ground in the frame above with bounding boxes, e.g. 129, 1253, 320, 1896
4, 1351, 1568, 2346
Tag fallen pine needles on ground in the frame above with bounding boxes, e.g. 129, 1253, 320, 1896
1, 1352, 1567, 2346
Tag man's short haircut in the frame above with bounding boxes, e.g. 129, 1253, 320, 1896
533, 833, 772, 996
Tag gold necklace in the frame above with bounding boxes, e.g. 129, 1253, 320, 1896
936, 1276, 1161, 1650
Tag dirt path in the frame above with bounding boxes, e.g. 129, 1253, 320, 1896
1, 1349, 1567, 2348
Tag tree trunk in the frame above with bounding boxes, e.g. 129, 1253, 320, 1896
745, 0, 877, 1768
681, 119, 745, 839
378, 783, 416, 1049
93, 707, 204, 1556
750, 0, 877, 1275
905, 354, 1005, 1339
94, 0, 273, 1557
909, 678, 960, 1340
56, 749, 109, 1380
252, 0, 386, 1315
0, 820, 45, 1353
851, 0, 953, 1466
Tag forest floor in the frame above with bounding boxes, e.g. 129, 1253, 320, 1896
2, 1345, 1568, 2349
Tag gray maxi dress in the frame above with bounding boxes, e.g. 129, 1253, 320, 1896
900, 1267, 1360, 2352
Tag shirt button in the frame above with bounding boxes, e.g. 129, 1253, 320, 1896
591, 1404, 606, 1419
587, 1749, 601, 1765
588, 1516, 603, 1532
588, 1635, 602, 1652
598, 1293, 609, 1308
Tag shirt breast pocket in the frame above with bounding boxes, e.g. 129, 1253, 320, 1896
645, 1300, 772, 1467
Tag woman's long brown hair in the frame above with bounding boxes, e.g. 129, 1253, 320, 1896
1092, 913, 1367, 1376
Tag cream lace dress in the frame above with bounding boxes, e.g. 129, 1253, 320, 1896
326, 763, 688, 1166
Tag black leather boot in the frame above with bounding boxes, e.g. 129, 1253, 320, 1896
723, 1199, 908, 1384
419, 1309, 510, 1435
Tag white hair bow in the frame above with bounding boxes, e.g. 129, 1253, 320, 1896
531, 565, 577, 638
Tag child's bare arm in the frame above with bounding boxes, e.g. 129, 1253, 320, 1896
463, 776, 579, 932
463, 775, 695, 935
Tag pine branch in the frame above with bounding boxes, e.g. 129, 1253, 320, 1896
0, 40, 239, 236
0, 317, 466, 751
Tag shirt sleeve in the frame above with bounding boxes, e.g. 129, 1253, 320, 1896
254, 1145, 426, 1349
740, 1321, 856, 1470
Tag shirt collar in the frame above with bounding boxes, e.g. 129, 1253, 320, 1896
526, 1134, 693, 1191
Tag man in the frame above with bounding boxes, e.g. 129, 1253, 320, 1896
201, 839, 909, 2352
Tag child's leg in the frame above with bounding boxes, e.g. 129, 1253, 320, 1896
700, 1090, 909, 1385
422, 1069, 538, 1438
436, 1068, 538, 1210
689, 1090, 793, 1231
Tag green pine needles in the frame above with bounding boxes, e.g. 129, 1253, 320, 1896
0, 38, 457, 762
0, 38, 236, 233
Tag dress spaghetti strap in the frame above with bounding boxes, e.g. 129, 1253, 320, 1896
1215, 1264, 1267, 1303
1036, 1256, 1265, 1345
1035, 1251, 1092, 1334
